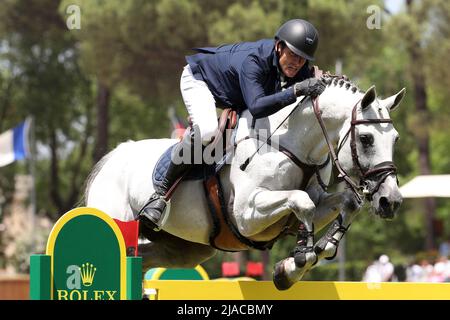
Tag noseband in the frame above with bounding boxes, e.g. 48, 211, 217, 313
313, 96, 397, 202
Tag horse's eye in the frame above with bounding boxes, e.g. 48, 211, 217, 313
395, 136, 400, 143
359, 134, 374, 147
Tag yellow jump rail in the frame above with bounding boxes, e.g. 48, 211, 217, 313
143, 280, 450, 300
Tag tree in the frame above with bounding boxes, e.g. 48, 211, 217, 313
0, 0, 94, 216
385, 0, 450, 250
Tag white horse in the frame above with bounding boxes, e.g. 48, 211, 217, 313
85, 76, 405, 290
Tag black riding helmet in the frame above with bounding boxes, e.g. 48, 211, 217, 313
275, 19, 319, 61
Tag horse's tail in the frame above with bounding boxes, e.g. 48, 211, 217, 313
79, 149, 117, 206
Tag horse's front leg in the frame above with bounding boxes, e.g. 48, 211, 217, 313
237, 188, 315, 239
238, 188, 319, 290
237, 188, 318, 276
313, 188, 363, 261
272, 188, 363, 290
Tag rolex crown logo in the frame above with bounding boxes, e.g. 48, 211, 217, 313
79, 263, 96, 287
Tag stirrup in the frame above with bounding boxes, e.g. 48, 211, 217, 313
139, 194, 171, 231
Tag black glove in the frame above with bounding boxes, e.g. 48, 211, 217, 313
294, 78, 326, 97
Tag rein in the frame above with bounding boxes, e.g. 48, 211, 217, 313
312, 96, 397, 202
240, 96, 306, 171
312, 97, 363, 202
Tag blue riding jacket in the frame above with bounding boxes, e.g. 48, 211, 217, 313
186, 39, 314, 119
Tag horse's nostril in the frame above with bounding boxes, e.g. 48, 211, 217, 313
379, 197, 390, 210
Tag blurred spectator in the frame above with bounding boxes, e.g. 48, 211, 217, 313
420, 259, 434, 281
406, 259, 434, 282
406, 261, 423, 282
368, 251, 450, 283
433, 256, 450, 282
429, 261, 446, 282
363, 254, 395, 282
378, 255, 395, 281
439, 240, 450, 258
363, 262, 382, 282
394, 264, 407, 281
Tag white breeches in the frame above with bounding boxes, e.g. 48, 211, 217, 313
180, 65, 218, 144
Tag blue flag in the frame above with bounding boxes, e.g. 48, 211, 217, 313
0, 119, 31, 167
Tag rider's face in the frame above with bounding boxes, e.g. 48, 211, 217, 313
277, 42, 306, 78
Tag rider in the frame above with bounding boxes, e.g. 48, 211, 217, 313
139, 19, 327, 231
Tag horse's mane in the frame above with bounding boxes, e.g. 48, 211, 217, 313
322, 74, 362, 94
276, 75, 362, 131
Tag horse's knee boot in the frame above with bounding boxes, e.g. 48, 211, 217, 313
313, 217, 349, 260
293, 246, 317, 268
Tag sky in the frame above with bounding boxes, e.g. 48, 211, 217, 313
385, 0, 404, 14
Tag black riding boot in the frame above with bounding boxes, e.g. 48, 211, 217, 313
138, 128, 197, 231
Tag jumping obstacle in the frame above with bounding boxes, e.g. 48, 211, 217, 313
143, 280, 450, 300
144, 265, 209, 281
29, 207, 450, 300
30, 207, 142, 300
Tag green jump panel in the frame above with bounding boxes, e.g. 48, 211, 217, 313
144, 265, 209, 280
29, 254, 51, 300
30, 207, 142, 300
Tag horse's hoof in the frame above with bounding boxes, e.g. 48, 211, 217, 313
273, 261, 294, 291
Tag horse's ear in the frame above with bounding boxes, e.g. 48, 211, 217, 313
382, 88, 406, 112
361, 85, 377, 110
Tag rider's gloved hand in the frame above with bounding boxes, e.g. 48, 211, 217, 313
294, 78, 326, 97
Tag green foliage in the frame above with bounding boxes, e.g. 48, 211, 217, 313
109, 85, 170, 144
307, 0, 384, 71
0, 0, 95, 217
59, 0, 208, 100
208, 1, 282, 44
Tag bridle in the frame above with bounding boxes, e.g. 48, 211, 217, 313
312, 95, 397, 203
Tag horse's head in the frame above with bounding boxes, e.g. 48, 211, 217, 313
337, 85, 405, 219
